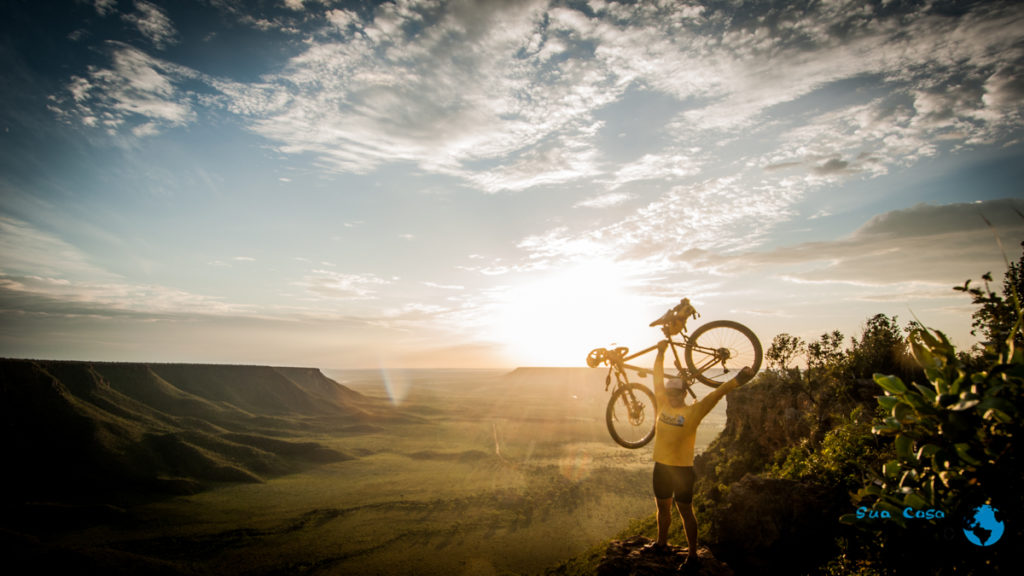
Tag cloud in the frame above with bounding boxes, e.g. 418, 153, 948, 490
0, 216, 259, 320
209, 0, 626, 191
813, 158, 851, 176
57, 43, 198, 135
295, 270, 391, 300
510, 173, 804, 280
205, 0, 303, 33
575, 191, 633, 209
240, 0, 1018, 197
718, 199, 1024, 288
608, 152, 704, 188
44, 0, 1024, 309
422, 281, 464, 290
54, 1, 1024, 196
93, 0, 116, 17
325, 8, 358, 30
122, 1, 178, 50
0, 216, 113, 279
0, 275, 248, 319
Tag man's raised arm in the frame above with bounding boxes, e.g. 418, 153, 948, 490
693, 367, 755, 420
653, 340, 669, 405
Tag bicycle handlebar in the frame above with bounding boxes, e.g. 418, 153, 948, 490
587, 346, 630, 368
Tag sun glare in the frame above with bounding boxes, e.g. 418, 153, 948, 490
493, 262, 652, 367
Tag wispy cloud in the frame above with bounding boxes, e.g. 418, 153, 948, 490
0, 216, 253, 320
123, 1, 178, 50
0, 216, 114, 280
294, 269, 391, 300
707, 199, 1024, 289
53, 1, 1024, 195
93, 0, 116, 17
0, 275, 247, 319
34, 0, 1024, 355
55, 43, 197, 135
575, 192, 633, 209
422, 281, 464, 290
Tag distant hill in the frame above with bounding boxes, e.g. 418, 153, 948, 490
0, 359, 387, 505
502, 367, 614, 398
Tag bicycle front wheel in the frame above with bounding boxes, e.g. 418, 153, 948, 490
605, 383, 657, 449
684, 320, 762, 387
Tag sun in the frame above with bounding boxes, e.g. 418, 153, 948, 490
493, 262, 653, 367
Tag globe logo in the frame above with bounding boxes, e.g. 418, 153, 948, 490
962, 505, 1004, 546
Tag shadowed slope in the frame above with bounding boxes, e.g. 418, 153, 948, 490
0, 359, 385, 505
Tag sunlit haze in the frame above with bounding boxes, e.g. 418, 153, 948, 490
2, 0, 1023, 368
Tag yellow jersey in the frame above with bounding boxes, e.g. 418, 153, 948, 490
652, 378, 741, 466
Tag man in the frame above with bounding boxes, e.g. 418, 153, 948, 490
647, 340, 754, 567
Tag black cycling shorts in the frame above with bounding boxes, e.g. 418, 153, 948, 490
652, 462, 696, 503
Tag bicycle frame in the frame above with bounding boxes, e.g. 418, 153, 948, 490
590, 297, 762, 449
604, 334, 698, 398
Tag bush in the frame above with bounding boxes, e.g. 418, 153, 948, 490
770, 405, 885, 492
847, 323, 1023, 574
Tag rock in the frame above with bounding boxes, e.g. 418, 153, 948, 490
710, 475, 837, 573
595, 536, 734, 576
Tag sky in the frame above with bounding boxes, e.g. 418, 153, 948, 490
1, 0, 1023, 369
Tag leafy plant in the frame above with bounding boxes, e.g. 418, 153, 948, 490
847, 319, 1022, 573
857, 326, 1021, 514
767, 333, 806, 374
955, 240, 1024, 354
770, 405, 880, 490
848, 314, 917, 382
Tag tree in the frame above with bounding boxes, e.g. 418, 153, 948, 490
767, 333, 805, 373
848, 313, 911, 380
956, 241, 1024, 353
806, 330, 845, 380
849, 255, 1024, 575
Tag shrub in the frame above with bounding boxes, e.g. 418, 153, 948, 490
848, 323, 1022, 574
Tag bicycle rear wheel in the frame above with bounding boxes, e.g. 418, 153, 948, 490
605, 382, 657, 449
684, 320, 762, 387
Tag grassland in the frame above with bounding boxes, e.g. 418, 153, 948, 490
3, 364, 726, 575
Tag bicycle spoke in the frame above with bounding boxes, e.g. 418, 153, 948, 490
605, 383, 656, 448
685, 321, 762, 386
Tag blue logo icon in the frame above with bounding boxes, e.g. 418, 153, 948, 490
963, 505, 1004, 546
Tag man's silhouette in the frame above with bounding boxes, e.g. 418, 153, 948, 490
647, 340, 754, 567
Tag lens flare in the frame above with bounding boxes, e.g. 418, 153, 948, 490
559, 446, 593, 482
380, 367, 411, 406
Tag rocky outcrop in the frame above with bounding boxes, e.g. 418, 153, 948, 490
690, 374, 879, 574
595, 536, 734, 576
705, 475, 842, 574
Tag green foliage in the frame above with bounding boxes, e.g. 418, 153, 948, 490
955, 241, 1024, 354
848, 318, 1023, 574
807, 330, 846, 379
767, 332, 806, 373
700, 297, 1021, 574
848, 314, 916, 381
857, 326, 1021, 515
820, 538, 887, 576
770, 406, 882, 491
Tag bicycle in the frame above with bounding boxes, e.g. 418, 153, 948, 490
585, 298, 762, 449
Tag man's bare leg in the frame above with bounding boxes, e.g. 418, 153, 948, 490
676, 500, 699, 563
655, 497, 674, 546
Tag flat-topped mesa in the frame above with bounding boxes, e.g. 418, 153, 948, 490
0, 359, 376, 504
